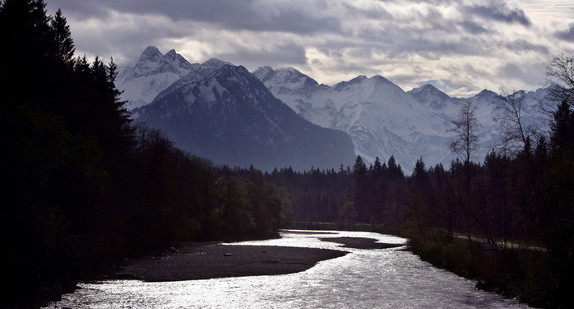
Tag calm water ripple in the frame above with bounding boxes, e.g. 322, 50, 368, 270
46, 230, 528, 308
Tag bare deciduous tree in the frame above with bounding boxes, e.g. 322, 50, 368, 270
542, 54, 574, 113
495, 88, 540, 155
448, 101, 481, 248
449, 100, 480, 164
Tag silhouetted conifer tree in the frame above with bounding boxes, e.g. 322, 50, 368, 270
50, 8, 74, 64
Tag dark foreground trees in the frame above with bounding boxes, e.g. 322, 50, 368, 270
0, 2, 286, 307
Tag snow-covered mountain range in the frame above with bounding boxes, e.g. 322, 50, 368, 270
120, 47, 549, 173
254, 66, 547, 172
131, 56, 356, 171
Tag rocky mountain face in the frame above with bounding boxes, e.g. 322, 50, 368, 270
117, 46, 197, 110
254, 67, 547, 172
132, 59, 356, 171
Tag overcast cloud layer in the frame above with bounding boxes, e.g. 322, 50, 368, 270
46, 0, 574, 97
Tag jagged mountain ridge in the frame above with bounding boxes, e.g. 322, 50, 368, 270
253, 66, 453, 172
117, 46, 198, 110
132, 58, 356, 171
407, 84, 452, 110
254, 66, 548, 172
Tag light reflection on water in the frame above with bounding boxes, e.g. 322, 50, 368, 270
47, 230, 528, 308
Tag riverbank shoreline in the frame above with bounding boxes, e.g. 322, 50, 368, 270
407, 233, 550, 308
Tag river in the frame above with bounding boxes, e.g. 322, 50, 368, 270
46, 230, 528, 308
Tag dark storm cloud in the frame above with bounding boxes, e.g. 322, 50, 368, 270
407, 0, 463, 4
215, 43, 308, 68
503, 40, 549, 55
497, 62, 548, 86
466, 4, 531, 26
341, 2, 393, 20
357, 24, 490, 59
459, 20, 489, 35
392, 37, 489, 58
45, 1, 108, 18
48, 0, 342, 35
498, 63, 527, 78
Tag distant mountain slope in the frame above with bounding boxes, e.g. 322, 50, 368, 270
408, 86, 548, 158
132, 60, 356, 171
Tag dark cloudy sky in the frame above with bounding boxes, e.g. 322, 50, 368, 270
45, 0, 574, 97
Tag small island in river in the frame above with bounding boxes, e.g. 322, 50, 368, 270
320, 237, 405, 249
112, 235, 404, 282
113, 242, 347, 282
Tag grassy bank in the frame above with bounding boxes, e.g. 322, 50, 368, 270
407, 235, 555, 308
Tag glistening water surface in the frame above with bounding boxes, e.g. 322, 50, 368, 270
47, 230, 528, 308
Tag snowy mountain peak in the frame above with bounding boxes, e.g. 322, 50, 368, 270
252, 66, 275, 82
133, 59, 356, 171
410, 84, 449, 99
333, 75, 398, 95
334, 75, 371, 90
408, 84, 452, 110
251, 66, 320, 107
475, 89, 499, 100
164, 49, 177, 58
253, 67, 318, 86
163, 49, 190, 66
153, 58, 236, 100
202, 58, 232, 69
147, 61, 273, 114
369, 75, 391, 84
202, 63, 259, 93
117, 47, 195, 110
138, 46, 163, 62
276, 68, 318, 88
128, 46, 193, 79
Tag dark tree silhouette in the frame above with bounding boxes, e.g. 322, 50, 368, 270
50, 8, 74, 63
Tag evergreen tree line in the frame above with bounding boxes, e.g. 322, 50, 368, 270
0, 1, 286, 307
267, 70, 574, 308
266, 155, 405, 229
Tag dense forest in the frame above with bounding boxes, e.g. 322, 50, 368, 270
0, 1, 286, 307
267, 65, 574, 306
